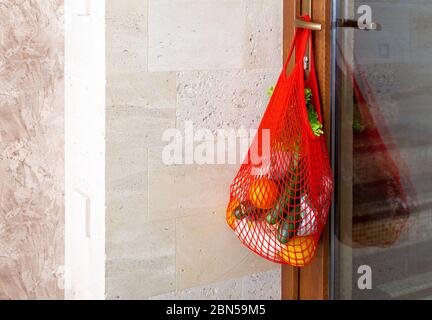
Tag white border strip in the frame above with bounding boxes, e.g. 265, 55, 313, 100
65, 0, 105, 300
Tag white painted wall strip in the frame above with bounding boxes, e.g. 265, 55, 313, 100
65, 0, 106, 300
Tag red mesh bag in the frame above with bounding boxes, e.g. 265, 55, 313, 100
226, 17, 333, 267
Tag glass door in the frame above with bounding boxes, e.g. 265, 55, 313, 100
332, 0, 432, 299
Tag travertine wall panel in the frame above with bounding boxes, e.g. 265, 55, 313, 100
106, 0, 283, 299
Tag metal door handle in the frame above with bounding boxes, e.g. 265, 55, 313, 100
294, 0, 322, 31
295, 19, 322, 31
336, 19, 381, 31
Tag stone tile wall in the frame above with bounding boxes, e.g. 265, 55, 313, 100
106, 0, 283, 299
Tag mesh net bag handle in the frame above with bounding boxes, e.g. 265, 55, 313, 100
226, 16, 333, 267
282, 19, 323, 131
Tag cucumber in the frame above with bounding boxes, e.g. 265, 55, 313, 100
288, 173, 304, 205
276, 207, 302, 244
234, 203, 264, 220
267, 192, 293, 225
277, 218, 296, 244
267, 202, 284, 225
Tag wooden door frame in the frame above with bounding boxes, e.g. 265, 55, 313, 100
281, 0, 332, 300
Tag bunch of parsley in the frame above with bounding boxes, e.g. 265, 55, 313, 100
304, 88, 324, 136
268, 86, 324, 137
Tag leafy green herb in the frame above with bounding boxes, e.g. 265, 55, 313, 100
305, 89, 324, 137
267, 86, 275, 97
352, 109, 365, 132
268, 86, 324, 137
352, 118, 365, 132
304, 88, 313, 105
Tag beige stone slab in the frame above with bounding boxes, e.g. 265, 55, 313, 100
245, 0, 282, 69
107, 72, 177, 109
107, 171, 147, 195
148, 164, 236, 221
107, 106, 176, 148
106, 170, 148, 226
107, 144, 147, 183
176, 69, 280, 132
106, 0, 147, 16
241, 269, 281, 300
107, 189, 148, 226
149, 277, 243, 300
147, 146, 239, 221
106, 182, 148, 234
106, 219, 175, 299
106, 0, 148, 74
106, 129, 149, 225
175, 209, 278, 290
148, 0, 245, 71
106, 256, 174, 300
149, 269, 281, 300
106, 107, 171, 240
107, 219, 174, 261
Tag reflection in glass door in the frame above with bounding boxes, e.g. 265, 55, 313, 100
332, 0, 432, 299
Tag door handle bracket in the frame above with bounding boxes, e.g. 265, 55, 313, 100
336, 19, 381, 31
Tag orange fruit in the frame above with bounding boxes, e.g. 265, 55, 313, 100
279, 236, 316, 267
231, 174, 250, 202
226, 198, 240, 230
248, 178, 279, 209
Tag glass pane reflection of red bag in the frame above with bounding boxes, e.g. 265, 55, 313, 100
226, 17, 333, 267
337, 44, 417, 248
